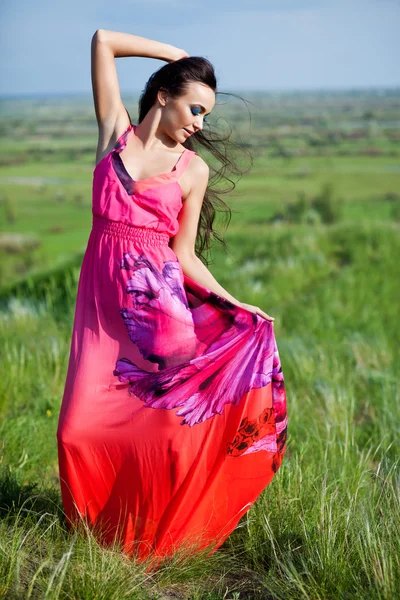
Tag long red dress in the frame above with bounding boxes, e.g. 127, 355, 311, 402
56, 121, 288, 566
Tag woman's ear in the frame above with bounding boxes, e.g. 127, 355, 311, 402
157, 88, 168, 107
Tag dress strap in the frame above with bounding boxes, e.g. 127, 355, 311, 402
174, 150, 197, 179
114, 125, 133, 154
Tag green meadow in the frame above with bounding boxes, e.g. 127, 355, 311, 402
0, 89, 399, 599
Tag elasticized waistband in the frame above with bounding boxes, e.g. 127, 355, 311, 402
91, 214, 170, 246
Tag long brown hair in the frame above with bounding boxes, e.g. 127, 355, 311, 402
137, 56, 253, 266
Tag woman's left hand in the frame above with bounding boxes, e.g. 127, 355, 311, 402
240, 302, 275, 322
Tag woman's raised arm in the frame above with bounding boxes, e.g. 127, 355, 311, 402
91, 29, 188, 131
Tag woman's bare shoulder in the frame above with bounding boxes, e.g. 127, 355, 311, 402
187, 153, 209, 173
180, 154, 210, 200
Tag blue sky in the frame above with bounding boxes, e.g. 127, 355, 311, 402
0, 0, 399, 96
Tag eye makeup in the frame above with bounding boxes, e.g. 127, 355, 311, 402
191, 105, 211, 122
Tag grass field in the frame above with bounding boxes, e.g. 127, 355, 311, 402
0, 89, 399, 599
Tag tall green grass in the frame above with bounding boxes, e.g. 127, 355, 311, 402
0, 220, 398, 599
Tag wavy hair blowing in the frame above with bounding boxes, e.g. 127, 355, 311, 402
137, 56, 253, 266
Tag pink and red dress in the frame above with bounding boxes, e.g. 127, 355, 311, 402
56, 121, 288, 565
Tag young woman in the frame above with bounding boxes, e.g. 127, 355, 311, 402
56, 29, 288, 567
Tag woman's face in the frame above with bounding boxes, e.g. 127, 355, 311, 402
158, 81, 215, 143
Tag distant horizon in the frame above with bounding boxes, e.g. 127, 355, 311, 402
1, 84, 399, 101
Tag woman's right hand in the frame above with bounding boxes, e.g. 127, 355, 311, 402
166, 47, 190, 62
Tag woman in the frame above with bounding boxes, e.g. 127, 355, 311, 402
56, 29, 288, 566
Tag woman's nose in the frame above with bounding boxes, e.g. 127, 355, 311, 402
193, 118, 203, 132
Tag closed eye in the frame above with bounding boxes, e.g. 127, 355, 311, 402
191, 106, 210, 122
